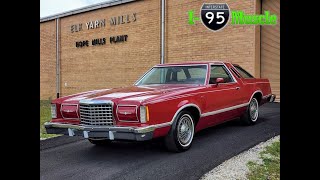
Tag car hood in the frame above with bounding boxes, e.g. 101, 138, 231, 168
56, 85, 202, 104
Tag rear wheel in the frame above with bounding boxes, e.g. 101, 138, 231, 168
164, 111, 195, 152
88, 138, 111, 145
241, 97, 259, 125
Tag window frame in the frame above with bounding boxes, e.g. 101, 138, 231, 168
209, 64, 236, 84
230, 67, 241, 78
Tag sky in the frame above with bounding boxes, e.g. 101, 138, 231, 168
40, 0, 112, 18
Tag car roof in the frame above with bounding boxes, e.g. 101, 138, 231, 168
155, 61, 231, 67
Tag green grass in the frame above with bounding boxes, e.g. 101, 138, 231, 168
246, 140, 280, 180
40, 100, 61, 139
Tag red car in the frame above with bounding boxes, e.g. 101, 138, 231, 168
45, 61, 275, 152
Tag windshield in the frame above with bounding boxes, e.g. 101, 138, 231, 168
136, 65, 208, 85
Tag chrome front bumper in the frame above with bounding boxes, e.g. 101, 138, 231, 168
268, 94, 276, 102
44, 122, 155, 141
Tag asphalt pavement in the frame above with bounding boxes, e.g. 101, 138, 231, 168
40, 103, 280, 180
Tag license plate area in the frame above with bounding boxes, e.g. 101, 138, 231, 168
84, 131, 115, 140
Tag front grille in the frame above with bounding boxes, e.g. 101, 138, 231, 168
79, 103, 114, 126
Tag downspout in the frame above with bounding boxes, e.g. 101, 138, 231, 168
260, 0, 262, 78
56, 18, 60, 98
160, 0, 165, 64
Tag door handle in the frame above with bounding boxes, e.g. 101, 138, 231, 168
236, 87, 240, 90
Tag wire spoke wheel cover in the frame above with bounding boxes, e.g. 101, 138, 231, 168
249, 98, 259, 121
177, 114, 194, 147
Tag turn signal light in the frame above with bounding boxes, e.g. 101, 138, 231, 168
140, 106, 149, 123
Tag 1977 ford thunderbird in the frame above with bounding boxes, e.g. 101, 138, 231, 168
45, 61, 275, 152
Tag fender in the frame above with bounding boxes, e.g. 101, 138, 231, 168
151, 103, 201, 129
248, 90, 263, 103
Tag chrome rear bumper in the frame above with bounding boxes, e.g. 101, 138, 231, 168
44, 122, 155, 141
268, 94, 276, 102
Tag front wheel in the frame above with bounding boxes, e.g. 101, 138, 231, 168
164, 111, 195, 152
241, 97, 259, 125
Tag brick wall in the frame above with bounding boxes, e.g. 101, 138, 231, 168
40, 20, 56, 99
40, 0, 262, 99
166, 0, 258, 77
59, 0, 160, 97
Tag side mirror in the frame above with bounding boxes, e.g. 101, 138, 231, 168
216, 78, 225, 84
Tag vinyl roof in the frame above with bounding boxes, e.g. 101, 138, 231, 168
40, 0, 138, 23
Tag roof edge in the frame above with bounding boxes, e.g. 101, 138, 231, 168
40, 0, 138, 23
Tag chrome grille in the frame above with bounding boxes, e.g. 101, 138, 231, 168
79, 103, 113, 126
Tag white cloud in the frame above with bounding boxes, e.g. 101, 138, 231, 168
40, 0, 112, 18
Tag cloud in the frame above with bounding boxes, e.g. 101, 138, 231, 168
40, 0, 111, 18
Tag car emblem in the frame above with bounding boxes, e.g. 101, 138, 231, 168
64, 110, 74, 113
121, 112, 132, 115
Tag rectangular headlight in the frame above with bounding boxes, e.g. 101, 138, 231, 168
140, 106, 149, 123
117, 105, 138, 122
51, 104, 57, 119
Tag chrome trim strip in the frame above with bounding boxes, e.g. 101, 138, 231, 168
144, 103, 202, 129
116, 104, 139, 122
224, 63, 238, 83
249, 90, 263, 103
45, 122, 155, 133
230, 64, 242, 78
155, 63, 211, 67
45, 122, 84, 130
138, 103, 201, 129
230, 67, 242, 79
169, 103, 201, 123
147, 87, 236, 104
79, 99, 113, 105
133, 67, 154, 85
201, 103, 249, 117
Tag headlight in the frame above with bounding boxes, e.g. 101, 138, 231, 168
140, 106, 149, 123
61, 104, 78, 119
117, 105, 138, 122
51, 104, 57, 119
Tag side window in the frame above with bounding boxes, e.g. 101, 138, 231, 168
234, 65, 254, 78
209, 65, 234, 84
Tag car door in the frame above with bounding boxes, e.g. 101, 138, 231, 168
203, 64, 241, 125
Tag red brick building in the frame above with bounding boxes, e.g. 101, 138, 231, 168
40, 0, 280, 101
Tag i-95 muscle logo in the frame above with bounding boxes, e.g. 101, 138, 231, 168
188, 2, 278, 32
200, 3, 230, 32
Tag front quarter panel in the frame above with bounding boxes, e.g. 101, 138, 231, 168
146, 97, 202, 138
